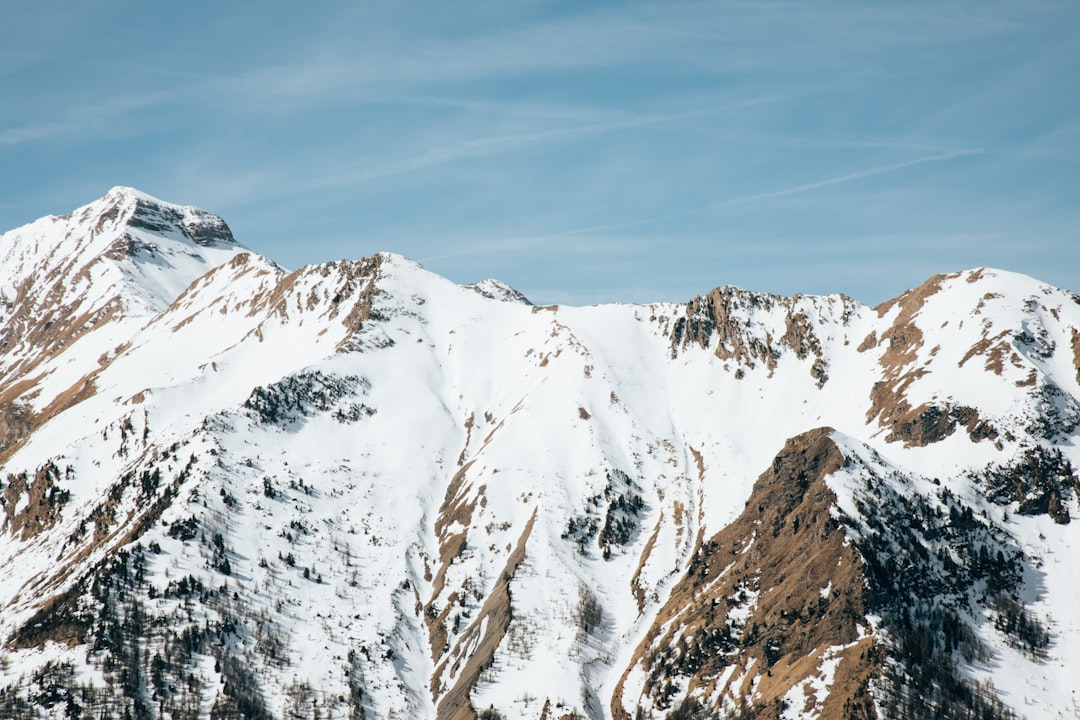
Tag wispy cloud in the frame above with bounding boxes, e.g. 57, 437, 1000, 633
0, 92, 173, 146
422, 231, 653, 265
176, 98, 769, 207
215, 7, 688, 107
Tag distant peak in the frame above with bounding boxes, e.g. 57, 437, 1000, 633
102, 185, 167, 206
96, 186, 237, 248
873, 267, 1055, 318
465, 279, 532, 305
374, 251, 421, 269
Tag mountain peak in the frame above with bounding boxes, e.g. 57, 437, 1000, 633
465, 278, 532, 305
95, 186, 237, 249
101, 184, 164, 205
0, 190, 253, 400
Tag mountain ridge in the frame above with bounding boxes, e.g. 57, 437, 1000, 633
0, 189, 1078, 720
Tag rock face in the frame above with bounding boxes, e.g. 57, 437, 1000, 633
1, 189, 1079, 720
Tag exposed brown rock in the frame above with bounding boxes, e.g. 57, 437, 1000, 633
951, 405, 999, 443
428, 460, 480, 662
876, 400, 999, 448
1072, 329, 1080, 383
436, 510, 537, 720
0, 399, 34, 458
613, 428, 880, 719
958, 329, 1012, 375
1, 461, 70, 540
866, 273, 980, 446
630, 513, 664, 613
882, 402, 956, 446
335, 256, 384, 335
1016, 368, 1038, 388
670, 288, 841, 386
670, 288, 781, 371
458, 412, 475, 466
783, 310, 829, 387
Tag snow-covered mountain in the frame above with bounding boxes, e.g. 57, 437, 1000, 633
1, 188, 1078, 720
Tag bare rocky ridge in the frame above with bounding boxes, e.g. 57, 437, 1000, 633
668, 287, 853, 388
1, 190, 1079, 720
124, 191, 237, 248
614, 429, 877, 720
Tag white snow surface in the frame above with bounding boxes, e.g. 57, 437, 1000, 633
1, 189, 1079, 719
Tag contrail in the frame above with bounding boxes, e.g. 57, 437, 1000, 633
426, 146, 985, 260
717, 147, 985, 207
531, 148, 986, 242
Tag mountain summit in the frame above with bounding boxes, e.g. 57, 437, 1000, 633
1, 189, 1079, 720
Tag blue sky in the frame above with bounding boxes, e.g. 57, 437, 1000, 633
2, 1, 1078, 306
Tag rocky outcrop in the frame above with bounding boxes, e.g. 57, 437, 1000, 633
669, 287, 854, 387
615, 429, 878, 720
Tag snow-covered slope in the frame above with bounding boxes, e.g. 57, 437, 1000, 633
1, 189, 1078, 720
0, 187, 252, 458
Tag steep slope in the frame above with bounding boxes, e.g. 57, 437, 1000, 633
1, 191, 1079, 720
0, 187, 251, 462
614, 428, 877, 720
616, 427, 1072, 720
